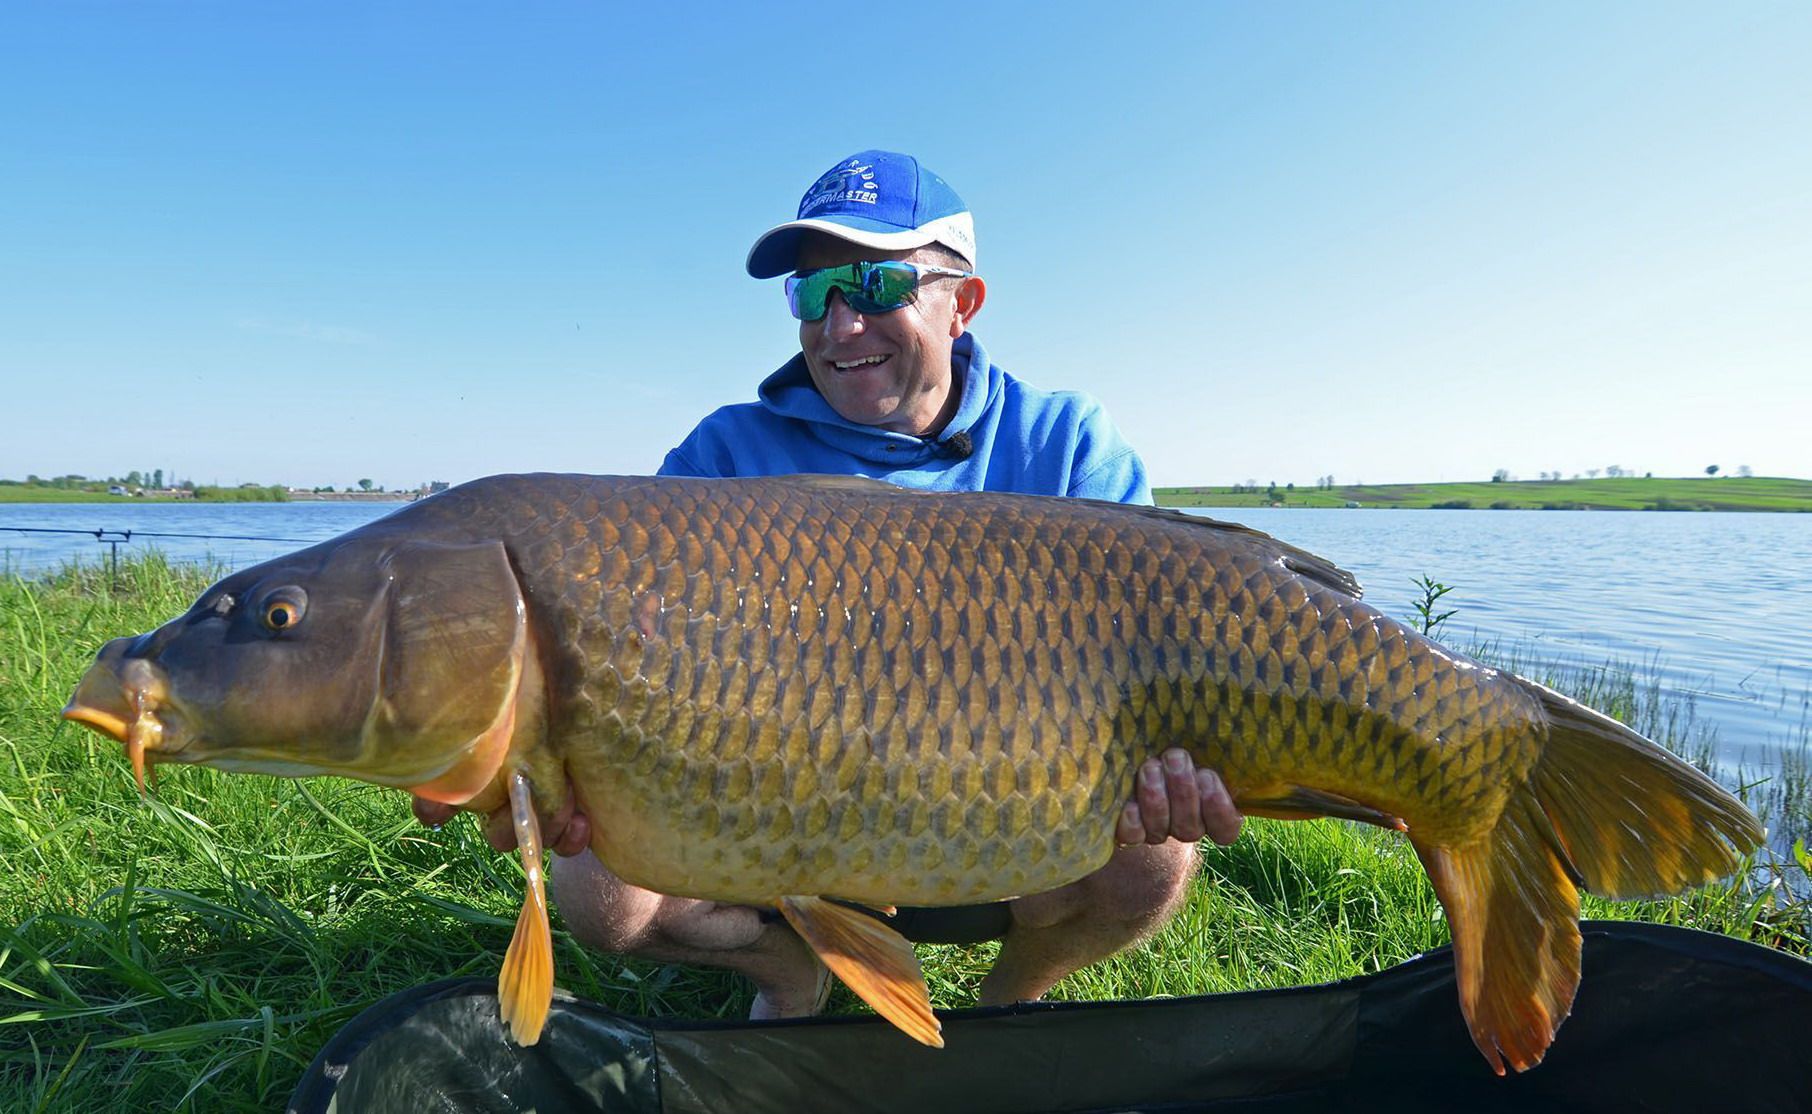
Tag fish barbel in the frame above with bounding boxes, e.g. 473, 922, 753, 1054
62, 474, 1761, 1072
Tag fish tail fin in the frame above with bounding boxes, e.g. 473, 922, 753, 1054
1412, 679, 1764, 1074
498, 771, 555, 1046
1517, 678, 1762, 899
1412, 794, 1581, 1075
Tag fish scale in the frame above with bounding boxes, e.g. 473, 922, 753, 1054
416, 474, 1513, 903
63, 472, 1762, 1068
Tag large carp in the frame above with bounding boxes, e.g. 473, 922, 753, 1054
62, 474, 1760, 1073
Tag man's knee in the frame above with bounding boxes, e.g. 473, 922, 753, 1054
550, 850, 660, 953
1009, 841, 1198, 933
549, 850, 770, 957
1083, 840, 1198, 923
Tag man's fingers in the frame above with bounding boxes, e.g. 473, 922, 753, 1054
1118, 754, 1245, 848
412, 797, 458, 829
1114, 802, 1145, 845
1198, 769, 1244, 846
481, 806, 519, 853
553, 810, 592, 857
1160, 749, 1205, 843
1134, 758, 1171, 845
416, 780, 591, 857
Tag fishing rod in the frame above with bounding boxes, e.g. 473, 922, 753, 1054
1, 525, 316, 586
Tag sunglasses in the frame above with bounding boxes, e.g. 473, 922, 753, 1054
785, 260, 973, 321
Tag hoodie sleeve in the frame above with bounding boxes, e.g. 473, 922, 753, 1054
657, 444, 709, 477
656, 407, 744, 477
1064, 399, 1154, 506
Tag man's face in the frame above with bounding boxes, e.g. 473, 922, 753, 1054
795, 236, 979, 437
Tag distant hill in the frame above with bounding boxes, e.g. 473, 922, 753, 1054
1156, 476, 1812, 512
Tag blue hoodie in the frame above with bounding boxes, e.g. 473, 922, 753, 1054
658, 334, 1152, 505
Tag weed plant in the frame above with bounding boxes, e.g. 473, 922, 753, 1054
1, 557, 1807, 1109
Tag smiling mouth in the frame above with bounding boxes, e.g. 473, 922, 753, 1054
832, 354, 890, 370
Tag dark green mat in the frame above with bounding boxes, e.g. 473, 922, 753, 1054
289, 921, 1812, 1113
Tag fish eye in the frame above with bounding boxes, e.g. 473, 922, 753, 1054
259, 589, 308, 633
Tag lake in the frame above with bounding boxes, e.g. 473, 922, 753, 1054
5, 501, 1808, 771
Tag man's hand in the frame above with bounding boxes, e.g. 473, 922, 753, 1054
1115, 748, 1243, 847
411, 790, 593, 858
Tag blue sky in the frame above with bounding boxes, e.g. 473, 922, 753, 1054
2, 2, 1807, 490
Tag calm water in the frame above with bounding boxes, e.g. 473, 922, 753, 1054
5, 502, 1808, 767
1181, 507, 1811, 770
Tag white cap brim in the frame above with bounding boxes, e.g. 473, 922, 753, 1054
746, 213, 976, 278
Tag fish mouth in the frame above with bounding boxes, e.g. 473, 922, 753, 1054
63, 657, 174, 795
61, 701, 130, 743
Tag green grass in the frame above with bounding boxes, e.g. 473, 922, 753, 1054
1, 557, 1806, 1109
1157, 475, 1812, 512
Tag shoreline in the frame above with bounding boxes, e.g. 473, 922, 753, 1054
1156, 475, 1812, 513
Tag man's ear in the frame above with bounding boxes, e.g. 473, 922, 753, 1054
949, 275, 987, 337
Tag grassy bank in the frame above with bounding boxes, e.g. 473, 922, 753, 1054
2, 558, 1807, 1110
1157, 475, 1812, 511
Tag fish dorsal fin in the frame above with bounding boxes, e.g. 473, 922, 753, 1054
776, 895, 943, 1047
1092, 501, 1365, 600
775, 473, 909, 495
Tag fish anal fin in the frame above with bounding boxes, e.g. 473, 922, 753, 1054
497, 771, 554, 1046
1236, 785, 1407, 831
1412, 793, 1581, 1075
777, 895, 942, 1048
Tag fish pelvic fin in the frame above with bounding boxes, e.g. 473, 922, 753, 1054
1412, 793, 1581, 1076
498, 770, 554, 1046
1518, 678, 1763, 899
776, 895, 943, 1048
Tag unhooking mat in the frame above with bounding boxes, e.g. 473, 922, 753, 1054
287, 920, 1812, 1114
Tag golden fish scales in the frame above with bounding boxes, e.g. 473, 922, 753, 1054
471, 475, 1526, 907
62, 473, 1761, 1072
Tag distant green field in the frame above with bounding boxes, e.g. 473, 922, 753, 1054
0, 485, 287, 504
1157, 476, 1812, 512
0, 487, 168, 504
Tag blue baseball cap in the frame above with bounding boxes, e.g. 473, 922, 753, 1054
746, 150, 977, 279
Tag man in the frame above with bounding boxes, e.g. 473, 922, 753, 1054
420, 150, 1242, 1020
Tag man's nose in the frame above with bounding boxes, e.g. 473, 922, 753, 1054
821, 290, 867, 338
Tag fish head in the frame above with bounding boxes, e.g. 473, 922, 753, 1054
62, 533, 528, 801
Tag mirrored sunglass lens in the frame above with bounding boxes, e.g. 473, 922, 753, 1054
784, 274, 819, 320
786, 262, 923, 320
860, 261, 920, 308
786, 270, 846, 320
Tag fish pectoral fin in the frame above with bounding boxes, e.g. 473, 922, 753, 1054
776, 895, 942, 1048
497, 771, 555, 1046
1235, 785, 1408, 831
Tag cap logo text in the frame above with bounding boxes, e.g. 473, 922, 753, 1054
802, 159, 879, 213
